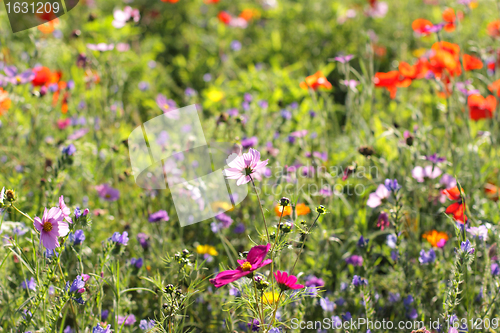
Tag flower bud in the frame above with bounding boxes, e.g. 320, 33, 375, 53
316, 205, 327, 214
5, 189, 16, 202
279, 197, 290, 207
164, 284, 175, 294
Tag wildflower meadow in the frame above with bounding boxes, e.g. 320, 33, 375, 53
1, 0, 500, 332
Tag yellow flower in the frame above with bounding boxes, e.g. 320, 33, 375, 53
262, 291, 280, 305
211, 201, 234, 212
412, 48, 427, 58
196, 245, 218, 256
207, 90, 224, 102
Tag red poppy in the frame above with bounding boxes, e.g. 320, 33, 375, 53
373, 71, 410, 99
468, 94, 496, 120
399, 61, 418, 79
442, 8, 456, 32
441, 186, 467, 223
218, 11, 232, 24
463, 54, 483, 71
300, 71, 332, 90
412, 18, 434, 35
161, 0, 180, 3
204, 0, 219, 3
429, 42, 461, 77
32, 66, 61, 87
487, 20, 500, 38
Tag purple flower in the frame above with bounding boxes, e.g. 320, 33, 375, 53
69, 275, 86, 293
247, 319, 260, 332
185, 87, 196, 96
357, 236, 369, 247
101, 310, 109, 321
4, 66, 34, 85
280, 109, 292, 119
412, 165, 442, 182
92, 323, 111, 333
224, 149, 269, 186
68, 229, 85, 246
440, 174, 457, 189
425, 153, 446, 164
233, 222, 246, 233
68, 128, 89, 140
305, 275, 325, 288
352, 275, 368, 287
148, 210, 169, 223
230, 40, 242, 51
62, 144, 76, 156
320, 297, 335, 312
258, 100, 268, 108
118, 314, 136, 326
139, 319, 156, 330
345, 255, 363, 266
388, 292, 400, 303
384, 179, 401, 192
334, 54, 354, 63
156, 94, 178, 118
241, 136, 258, 149
137, 233, 150, 250
407, 308, 418, 320
138, 81, 149, 91
111, 231, 129, 245
367, 184, 390, 208
467, 226, 488, 241
386, 234, 397, 248
95, 184, 120, 201
130, 257, 144, 269
203, 73, 212, 82
377, 212, 390, 230
419, 248, 436, 264
403, 295, 414, 306
21, 277, 37, 291
215, 212, 233, 228
461, 239, 474, 254
63, 326, 73, 333
489, 262, 500, 277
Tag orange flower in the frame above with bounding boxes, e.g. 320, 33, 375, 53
487, 20, 500, 38
485, 183, 499, 202
463, 54, 483, 71
204, 0, 219, 3
239, 9, 260, 21
429, 42, 461, 77
442, 8, 456, 32
412, 18, 433, 35
218, 11, 232, 24
0, 88, 12, 116
37, 18, 59, 34
468, 94, 496, 121
423, 230, 449, 248
488, 79, 500, 96
300, 71, 332, 90
274, 203, 310, 217
161, 0, 180, 3
441, 186, 467, 223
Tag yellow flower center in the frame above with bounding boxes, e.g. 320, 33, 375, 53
42, 222, 53, 232
16, 77, 21, 83
163, 104, 169, 110
241, 261, 252, 271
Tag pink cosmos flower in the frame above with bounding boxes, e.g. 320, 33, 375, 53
95, 184, 120, 201
34, 207, 70, 250
412, 165, 442, 182
366, 184, 390, 208
224, 149, 269, 186
210, 244, 272, 288
274, 270, 304, 290
58, 195, 72, 224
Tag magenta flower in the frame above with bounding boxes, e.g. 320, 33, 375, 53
59, 196, 72, 224
412, 165, 442, 183
34, 207, 70, 250
345, 255, 363, 266
148, 210, 169, 222
224, 149, 269, 186
210, 244, 272, 288
366, 184, 390, 208
95, 184, 120, 201
156, 94, 178, 118
274, 270, 305, 290
118, 314, 136, 326
87, 43, 114, 52
334, 54, 354, 63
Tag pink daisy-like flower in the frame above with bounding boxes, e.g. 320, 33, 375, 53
58, 195, 72, 224
34, 207, 70, 250
366, 184, 390, 208
210, 244, 272, 288
412, 165, 442, 183
274, 270, 304, 290
224, 148, 269, 186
